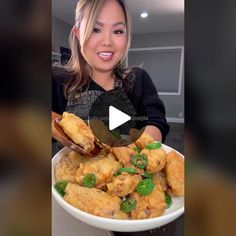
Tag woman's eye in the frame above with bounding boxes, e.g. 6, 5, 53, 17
93, 28, 101, 33
114, 29, 125, 35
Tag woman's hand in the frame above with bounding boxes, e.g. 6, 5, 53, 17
144, 125, 162, 142
52, 111, 61, 120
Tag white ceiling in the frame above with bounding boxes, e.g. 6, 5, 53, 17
52, 0, 184, 34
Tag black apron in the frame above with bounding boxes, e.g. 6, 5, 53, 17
65, 78, 123, 122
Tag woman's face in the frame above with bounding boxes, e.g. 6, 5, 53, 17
78, 0, 127, 75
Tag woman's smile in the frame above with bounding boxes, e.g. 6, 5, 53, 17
97, 51, 114, 61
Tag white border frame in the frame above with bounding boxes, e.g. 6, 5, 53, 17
126, 46, 184, 95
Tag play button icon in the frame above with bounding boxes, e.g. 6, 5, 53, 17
89, 88, 146, 147
109, 106, 131, 130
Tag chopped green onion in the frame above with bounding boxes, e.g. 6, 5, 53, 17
136, 179, 155, 196
131, 154, 147, 169
145, 142, 162, 150
54, 180, 68, 197
120, 198, 137, 213
82, 173, 96, 188
165, 192, 172, 208
114, 167, 137, 176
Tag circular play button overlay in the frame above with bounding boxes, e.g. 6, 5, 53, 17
89, 88, 147, 147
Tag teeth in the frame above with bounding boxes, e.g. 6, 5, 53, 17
98, 52, 112, 56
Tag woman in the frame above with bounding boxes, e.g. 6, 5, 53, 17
52, 0, 169, 142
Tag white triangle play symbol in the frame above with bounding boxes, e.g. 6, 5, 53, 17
109, 106, 131, 131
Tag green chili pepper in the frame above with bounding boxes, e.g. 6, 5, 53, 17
145, 142, 162, 150
114, 167, 137, 176
165, 192, 172, 208
54, 180, 68, 197
141, 172, 154, 179
82, 173, 96, 188
136, 179, 155, 196
120, 198, 137, 213
131, 154, 147, 169
133, 146, 141, 153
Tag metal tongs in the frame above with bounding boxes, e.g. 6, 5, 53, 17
51, 112, 101, 156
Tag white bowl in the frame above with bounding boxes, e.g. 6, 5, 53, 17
52, 145, 184, 232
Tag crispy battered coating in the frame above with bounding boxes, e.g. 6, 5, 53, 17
141, 148, 166, 173
111, 144, 136, 165
130, 184, 166, 219
59, 112, 95, 152
123, 162, 144, 175
68, 151, 90, 167
69, 149, 109, 166
135, 133, 155, 149
153, 171, 168, 192
64, 183, 128, 219
165, 151, 184, 196
55, 154, 78, 183
107, 173, 142, 197
76, 154, 122, 188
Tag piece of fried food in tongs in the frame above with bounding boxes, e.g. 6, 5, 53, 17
52, 112, 101, 156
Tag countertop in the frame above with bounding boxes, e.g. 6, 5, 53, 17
52, 197, 112, 236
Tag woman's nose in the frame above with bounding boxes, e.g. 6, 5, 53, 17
101, 32, 112, 47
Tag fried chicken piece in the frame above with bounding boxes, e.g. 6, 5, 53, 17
111, 144, 136, 165
123, 162, 144, 175
130, 183, 166, 219
76, 154, 122, 188
68, 151, 90, 168
165, 151, 184, 196
106, 152, 117, 160
55, 150, 98, 183
64, 183, 128, 219
107, 173, 142, 197
68, 148, 109, 167
135, 133, 155, 149
153, 171, 168, 191
141, 148, 166, 173
59, 112, 95, 152
111, 144, 146, 175
55, 154, 78, 183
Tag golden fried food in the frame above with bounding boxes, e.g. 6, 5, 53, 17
69, 149, 109, 166
135, 133, 156, 149
141, 148, 166, 173
153, 171, 168, 192
130, 183, 166, 219
68, 151, 90, 167
76, 154, 122, 188
123, 162, 145, 175
55, 154, 78, 183
165, 151, 184, 196
64, 183, 128, 219
111, 144, 136, 165
107, 173, 142, 197
59, 112, 95, 152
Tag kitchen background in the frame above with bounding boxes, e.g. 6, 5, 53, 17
52, 1, 184, 235
52, 0, 184, 152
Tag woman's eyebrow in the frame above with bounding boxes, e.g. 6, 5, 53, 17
95, 21, 103, 26
113, 22, 126, 27
95, 21, 126, 27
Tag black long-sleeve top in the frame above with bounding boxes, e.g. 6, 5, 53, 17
52, 66, 169, 141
